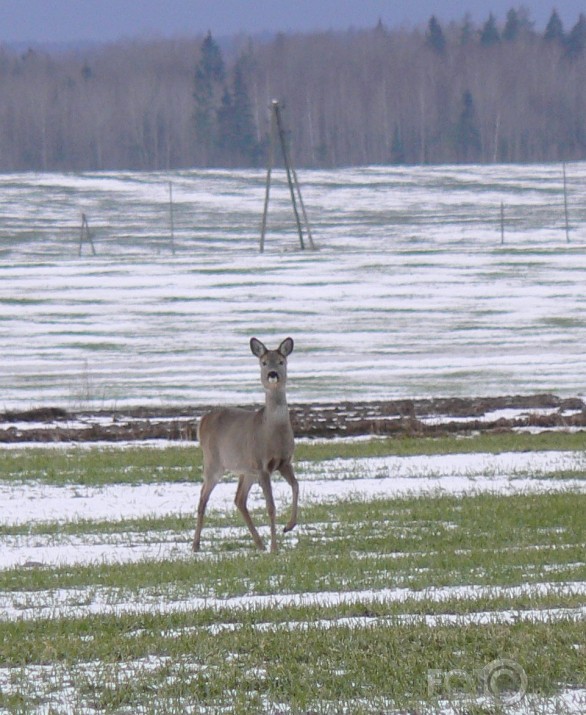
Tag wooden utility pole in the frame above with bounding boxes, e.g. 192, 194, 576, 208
79, 213, 96, 256
260, 99, 315, 252
260, 106, 276, 254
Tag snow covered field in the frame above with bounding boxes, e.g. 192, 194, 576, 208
1, 163, 586, 410
1, 164, 585, 713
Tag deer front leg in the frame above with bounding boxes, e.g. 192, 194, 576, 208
235, 474, 266, 551
279, 461, 299, 534
259, 472, 278, 553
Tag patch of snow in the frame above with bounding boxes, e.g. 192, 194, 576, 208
1, 578, 584, 624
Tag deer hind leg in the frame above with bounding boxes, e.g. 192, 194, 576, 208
192, 466, 221, 552
235, 474, 267, 551
279, 461, 299, 534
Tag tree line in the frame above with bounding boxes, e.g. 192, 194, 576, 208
1, 8, 586, 171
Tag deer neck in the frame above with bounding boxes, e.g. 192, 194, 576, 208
263, 387, 290, 423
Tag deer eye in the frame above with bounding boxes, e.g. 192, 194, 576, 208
262, 360, 268, 366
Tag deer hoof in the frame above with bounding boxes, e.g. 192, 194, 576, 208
283, 522, 297, 533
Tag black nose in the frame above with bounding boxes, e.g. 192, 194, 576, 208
267, 371, 279, 382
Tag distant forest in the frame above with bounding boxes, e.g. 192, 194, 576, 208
2, 8, 586, 171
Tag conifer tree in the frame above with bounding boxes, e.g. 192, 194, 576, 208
193, 31, 225, 163
480, 13, 500, 46
503, 9, 521, 41
459, 14, 475, 45
455, 90, 481, 161
565, 13, 586, 58
426, 16, 447, 54
544, 9, 564, 42
213, 58, 260, 165
230, 62, 259, 163
215, 87, 234, 156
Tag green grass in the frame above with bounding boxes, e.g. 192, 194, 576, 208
0, 445, 200, 486
2, 492, 585, 596
297, 429, 586, 462
1, 614, 584, 713
0, 434, 585, 713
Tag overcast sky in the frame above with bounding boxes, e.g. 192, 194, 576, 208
0, 1, 583, 45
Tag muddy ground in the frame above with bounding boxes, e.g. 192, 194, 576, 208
1, 394, 585, 444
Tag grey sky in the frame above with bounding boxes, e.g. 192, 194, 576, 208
0, 1, 582, 45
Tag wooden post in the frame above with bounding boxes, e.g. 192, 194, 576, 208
260, 106, 276, 253
260, 99, 314, 252
79, 213, 96, 256
169, 181, 176, 254
563, 162, 570, 243
273, 101, 305, 250
291, 164, 316, 250
500, 202, 505, 244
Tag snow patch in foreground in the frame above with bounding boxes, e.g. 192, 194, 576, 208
2, 449, 585, 529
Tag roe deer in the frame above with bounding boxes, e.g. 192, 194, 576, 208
192, 337, 298, 553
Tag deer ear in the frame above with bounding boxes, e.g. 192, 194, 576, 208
250, 337, 267, 358
279, 337, 294, 357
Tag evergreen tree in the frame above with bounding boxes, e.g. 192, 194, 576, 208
565, 13, 586, 58
459, 14, 475, 45
193, 32, 225, 162
544, 9, 564, 42
374, 18, 388, 37
426, 16, 446, 54
480, 14, 500, 46
455, 90, 481, 161
230, 62, 259, 163
214, 59, 259, 165
197, 31, 225, 83
503, 9, 521, 41
215, 87, 234, 155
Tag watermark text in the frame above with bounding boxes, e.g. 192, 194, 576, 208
428, 659, 527, 706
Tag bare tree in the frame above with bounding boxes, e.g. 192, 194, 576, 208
2, 10, 586, 170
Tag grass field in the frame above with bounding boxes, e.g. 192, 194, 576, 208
0, 432, 585, 714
